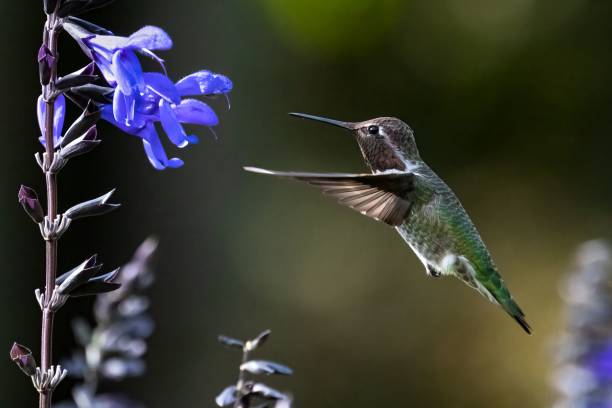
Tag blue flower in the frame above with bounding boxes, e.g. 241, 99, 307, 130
64, 22, 232, 169
37, 93, 66, 148
101, 70, 231, 169
588, 342, 612, 382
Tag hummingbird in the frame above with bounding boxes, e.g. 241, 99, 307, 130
244, 113, 531, 334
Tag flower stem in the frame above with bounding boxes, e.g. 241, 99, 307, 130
234, 348, 250, 408
39, 13, 60, 408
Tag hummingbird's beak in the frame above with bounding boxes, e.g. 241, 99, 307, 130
289, 113, 355, 130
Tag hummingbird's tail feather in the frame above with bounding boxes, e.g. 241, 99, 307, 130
511, 311, 532, 335
458, 258, 532, 334
494, 293, 532, 335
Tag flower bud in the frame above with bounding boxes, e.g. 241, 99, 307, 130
10, 342, 37, 376
37, 45, 54, 86
64, 189, 120, 220
62, 100, 100, 148
18, 185, 44, 223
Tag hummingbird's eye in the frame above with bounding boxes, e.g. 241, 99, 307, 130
367, 125, 379, 135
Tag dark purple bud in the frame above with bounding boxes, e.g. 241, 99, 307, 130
56, 254, 102, 295
63, 89, 89, 110
55, 72, 98, 91
60, 126, 100, 160
64, 189, 120, 220
37, 45, 54, 86
55, 62, 97, 91
69, 268, 120, 297
62, 101, 100, 148
18, 185, 44, 223
69, 280, 120, 297
218, 335, 244, 350
246, 329, 271, 351
43, 0, 58, 14
240, 360, 293, 376
87, 268, 119, 284
68, 84, 114, 104
215, 385, 238, 407
10, 343, 37, 376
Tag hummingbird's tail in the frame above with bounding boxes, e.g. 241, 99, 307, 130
475, 265, 532, 334
493, 293, 531, 335
508, 302, 532, 335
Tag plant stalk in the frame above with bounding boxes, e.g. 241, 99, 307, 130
234, 347, 250, 408
39, 12, 60, 408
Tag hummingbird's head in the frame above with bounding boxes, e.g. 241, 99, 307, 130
289, 113, 420, 173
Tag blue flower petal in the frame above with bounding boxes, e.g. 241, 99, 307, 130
54, 94, 66, 141
92, 53, 116, 85
140, 124, 184, 170
37, 94, 66, 148
159, 100, 193, 148
175, 70, 233, 96
173, 99, 219, 126
36, 95, 45, 135
126, 26, 173, 51
113, 89, 140, 126
88, 34, 129, 52
101, 104, 148, 135
112, 50, 145, 95
112, 89, 127, 124
143, 72, 180, 104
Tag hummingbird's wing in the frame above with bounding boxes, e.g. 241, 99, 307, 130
244, 167, 415, 226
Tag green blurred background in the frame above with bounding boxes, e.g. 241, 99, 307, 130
2, 0, 612, 406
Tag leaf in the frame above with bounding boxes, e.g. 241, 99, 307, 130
246, 329, 271, 351
249, 383, 286, 401
218, 335, 244, 349
215, 385, 238, 407
240, 360, 292, 376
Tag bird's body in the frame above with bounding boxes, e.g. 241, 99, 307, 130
393, 161, 528, 332
245, 113, 530, 333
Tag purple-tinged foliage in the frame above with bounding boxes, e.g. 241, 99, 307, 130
552, 240, 612, 408
59, 239, 158, 408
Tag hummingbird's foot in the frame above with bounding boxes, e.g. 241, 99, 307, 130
427, 265, 441, 278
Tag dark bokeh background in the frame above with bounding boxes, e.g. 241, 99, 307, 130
2, 0, 612, 406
